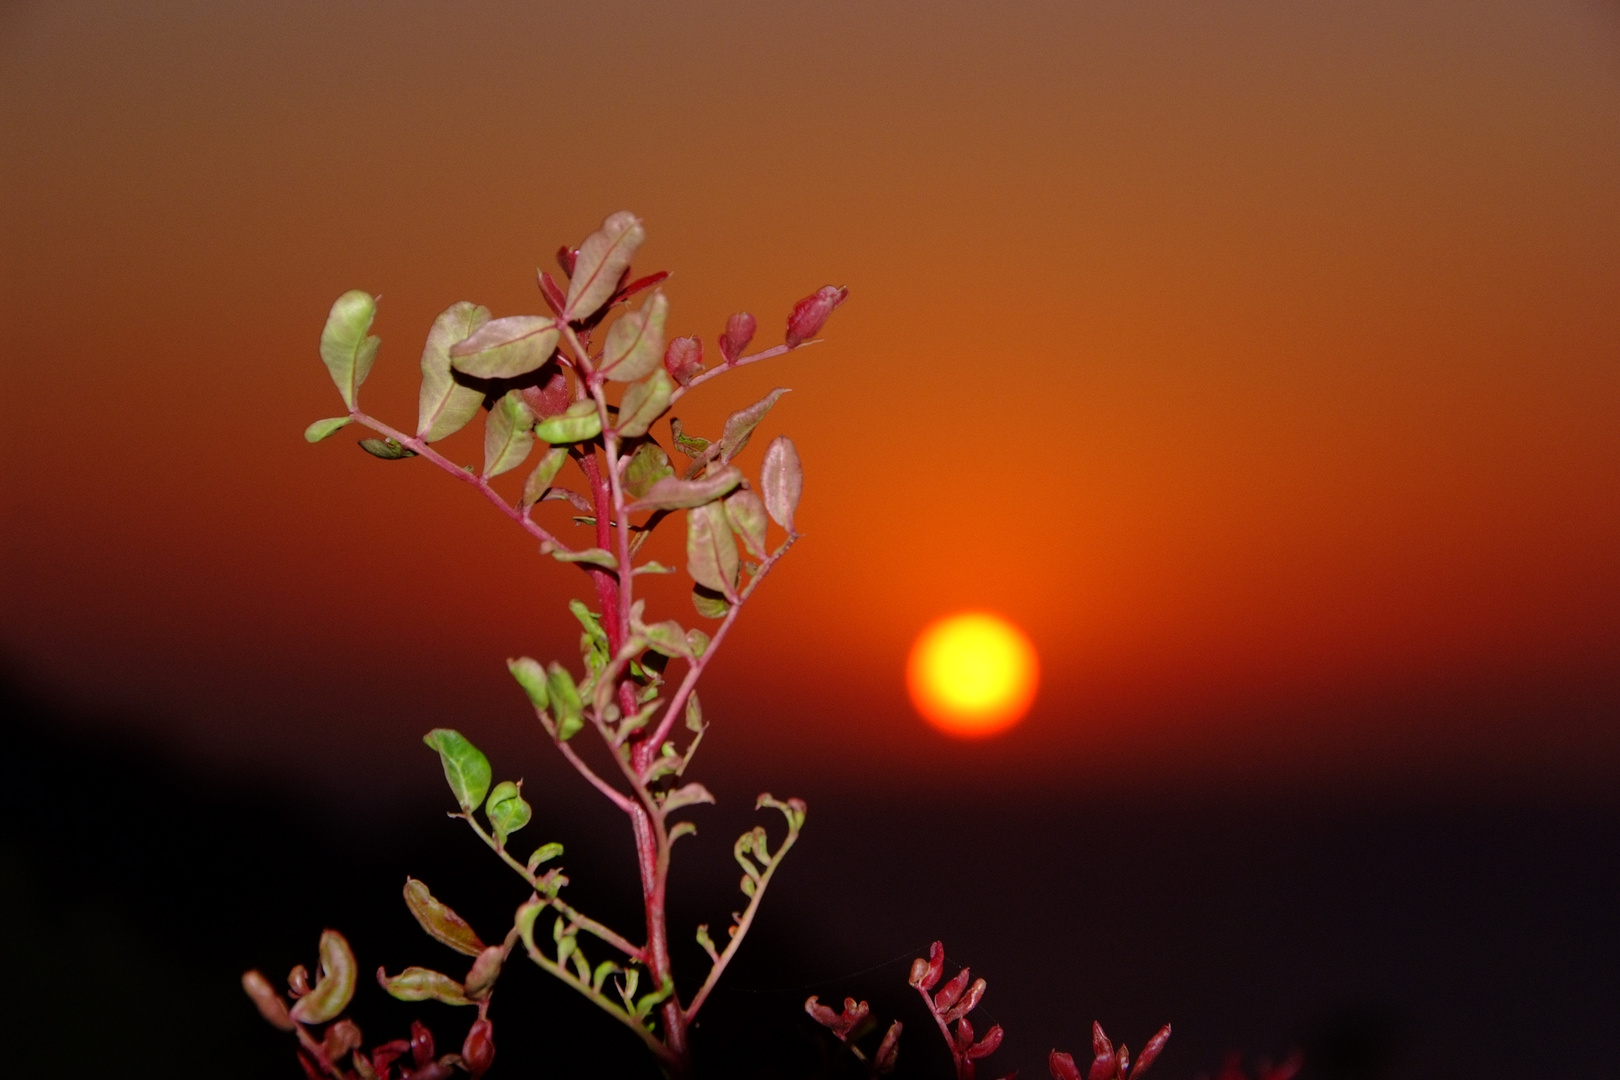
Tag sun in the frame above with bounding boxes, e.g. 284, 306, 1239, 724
906, 612, 1039, 738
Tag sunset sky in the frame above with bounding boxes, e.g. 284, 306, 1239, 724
4, 0, 1618, 808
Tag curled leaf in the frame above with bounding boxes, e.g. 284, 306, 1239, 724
358, 437, 416, 460
527, 842, 563, 870
519, 447, 569, 509
485, 780, 532, 846
304, 416, 352, 443
624, 442, 674, 499
507, 657, 549, 710
320, 290, 380, 410
599, 292, 668, 382
403, 878, 487, 957
625, 466, 743, 513
548, 546, 618, 570
417, 301, 491, 441
724, 489, 768, 560
691, 586, 729, 619
661, 781, 715, 813
449, 315, 559, 379
534, 400, 602, 444
464, 945, 505, 1000
546, 664, 584, 740
377, 966, 472, 1006
876, 1020, 903, 1074
483, 390, 535, 478
288, 930, 357, 1025
564, 211, 645, 321
760, 436, 802, 531
422, 729, 492, 813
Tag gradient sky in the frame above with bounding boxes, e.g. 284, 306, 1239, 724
3, 0, 1618, 806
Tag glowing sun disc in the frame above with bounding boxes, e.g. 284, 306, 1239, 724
907, 612, 1039, 737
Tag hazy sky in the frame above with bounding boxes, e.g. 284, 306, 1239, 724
3, 0, 1618, 806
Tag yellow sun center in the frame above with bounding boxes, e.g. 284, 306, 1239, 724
906, 612, 1038, 737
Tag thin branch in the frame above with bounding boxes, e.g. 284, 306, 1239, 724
349, 409, 572, 554
666, 340, 820, 408
640, 533, 798, 774
681, 818, 803, 1022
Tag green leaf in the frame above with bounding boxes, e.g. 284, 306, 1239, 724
724, 488, 769, 560
549, 546, 618, 570
527, 842, 564, 871
624, 442, 675, 499
760, 435, 802, 531
634, 561, 675, 576
304, 416, 352, 443
358, 437, 417, 460
402, 878, 487, 956
691, 586, 729, 619
485, 780, 531, 846
288, 930, 357, 1024
640, 619, 691, 659
598, 292, 667, 383
378, 966, 473, 1006
546, 664, 584, 740
686, 629, 710, 659
719, 388, 790, 462
515, 897, 544, 950
686, 690, 705, 731
662, 782, 715, 813
519, 447, 569, 509
416, 301, 491, 441
670, 418, 710, 458
686, 502, 739, 596
564, 211, 645, 321
507, 656, 549, 710
482, 390, 535, 478
625, 466, 743, 513
570, 600, 610, 676
534, 400, 602, 444
616, 367, 675, 438
319, 290, 380, 410
422, 729, 492, 812
449, 315, 559, 379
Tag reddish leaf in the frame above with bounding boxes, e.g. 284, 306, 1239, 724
519, 368, 572, 420
875, 1020, 903, 1075
954, 1017, 975, 1052
909, 941, 945, 992
537, 270, 567, 316
664, 336, 705, 386
784, 285, 847, 347
564, 211, 644, 321
296, 1051, 324, 1080
323, 1018, 363, 1062
556, 246, 577, 277
943, 977, 987, 1024
934, 968, 971, 1013
1050, 1051, 1083, 1080
969, 1024, 1004, 1060
719, 312, 756, 363
613, 270, 670, 305
240, 970, 295, 1032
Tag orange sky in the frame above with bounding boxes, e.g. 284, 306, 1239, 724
3, 0, 1618, 805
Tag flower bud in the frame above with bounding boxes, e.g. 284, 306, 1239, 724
462, 1018, 496, 1078
719, 312, 756, 363
784, 286, 847, 348
664, 336, 704, 386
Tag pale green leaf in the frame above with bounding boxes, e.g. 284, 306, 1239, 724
288, 930, 357, 1024
403, 878, 486, 956
422, 729, 492, 812
482, 390, 535, 478
598, 292, 667, 383
640, 619, 691, 659
358, 437, 416, 460
534, 400, 602, 444
719, 388, 790, 462
519, 447, 569, 509
691, 587, 729, 619
616, 367, 674, 437
527, 842, 564, 871
507, 656, 549, 710
549, 546, 617, 570
634, 561, 676, 576
546, 664, 584, 740
724, 488, 769, 560
379, 966, 473, 1006
564, 211, 645, 321
661, 781, 715, 813
760, 435, 802, 531
416, 301, 491, 441
624, 442, 674, 499
625, 466, 743, 513
686, 502, 739, 596
449, 315, 559, 379
319, 290, 380, 410
304, 416, 352, 443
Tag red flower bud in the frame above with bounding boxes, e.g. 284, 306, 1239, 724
556, 245, 577, 277
784, 285, 847, 348
719, 312, 756, 364
410, 1020, 435, 1068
